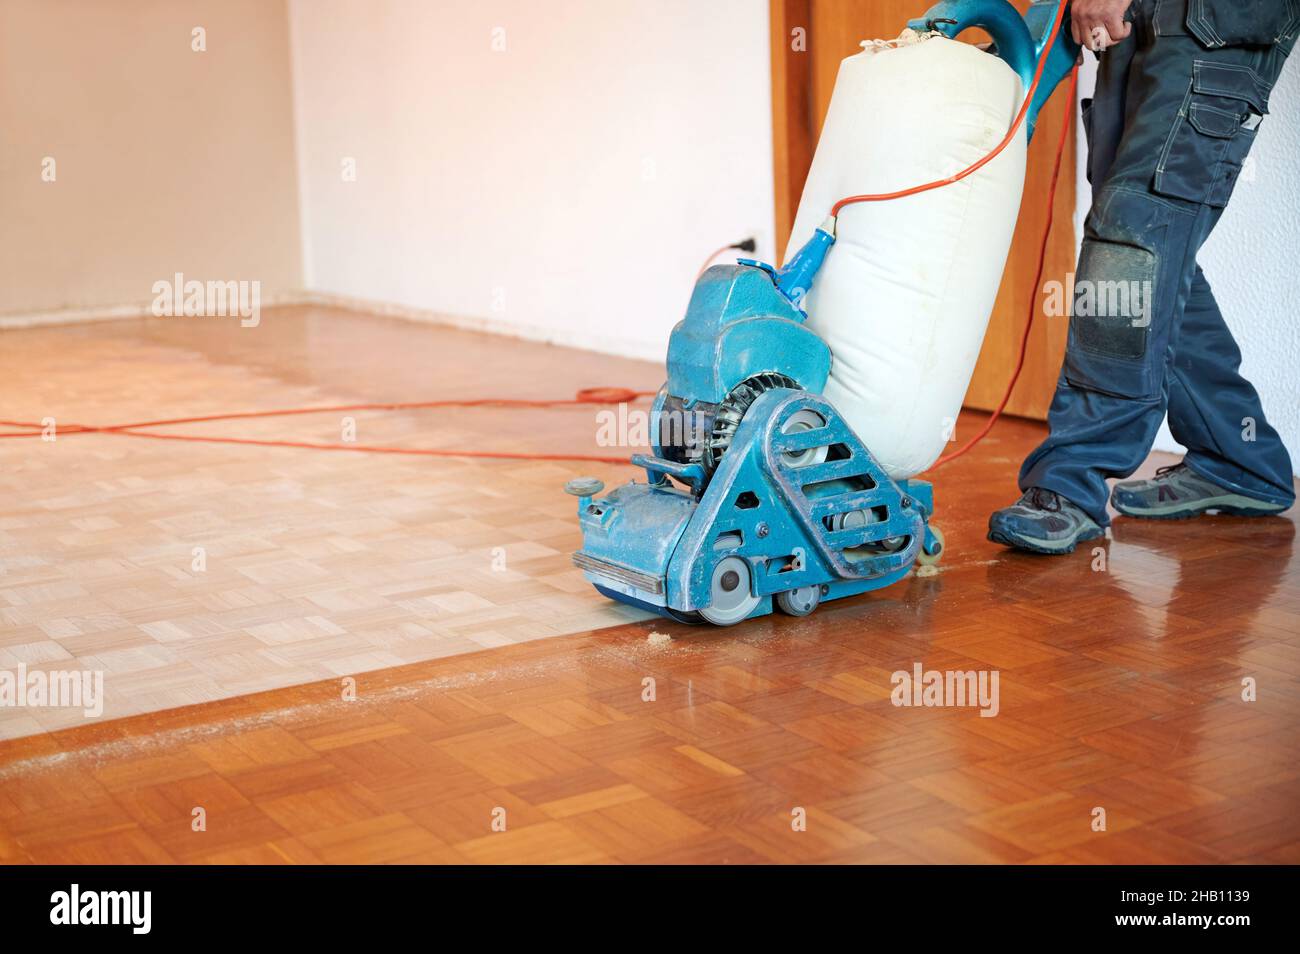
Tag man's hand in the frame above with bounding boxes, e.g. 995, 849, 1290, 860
1071, 0, 1133, 52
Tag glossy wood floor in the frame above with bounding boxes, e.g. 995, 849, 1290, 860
1, 308, 1297, 864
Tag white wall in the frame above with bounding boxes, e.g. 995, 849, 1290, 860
288, 0, 775, 362
1074, 52, 1300, 471
0, 0, 302, 316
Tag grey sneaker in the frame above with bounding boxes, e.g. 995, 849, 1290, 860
988, 488, 1105, 555
1111, 463, 1288, 520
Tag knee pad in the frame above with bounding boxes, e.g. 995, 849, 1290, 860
1064, 188, 1174, 401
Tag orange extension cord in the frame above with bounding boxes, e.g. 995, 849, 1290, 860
931, 63, 1078, 471
832, 0, 1066, 215
0, 388, 657, 465
3, 10, 1074, 471
826, 0, 1072, 470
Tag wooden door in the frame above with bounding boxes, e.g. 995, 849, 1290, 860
770, 0, 1075, 420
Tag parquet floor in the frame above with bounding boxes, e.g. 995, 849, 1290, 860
1, 307, 1297, 863
0, 308, 656, 737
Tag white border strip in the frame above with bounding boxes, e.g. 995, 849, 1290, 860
0, 291, 661, 363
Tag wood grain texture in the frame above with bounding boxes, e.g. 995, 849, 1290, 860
769, 0, 1076, 419
0, 307, 661, 738
1, 310, 1295, 863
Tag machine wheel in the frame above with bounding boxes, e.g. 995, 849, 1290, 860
776, 584, 821, 617
917, 525, 945, 567
699, 556, 762, 626
663, 607, 704, 625
831, 507, 906, 553
779, 409, 830, 469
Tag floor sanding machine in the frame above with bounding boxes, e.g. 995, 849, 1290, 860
566, 0, 1080, 625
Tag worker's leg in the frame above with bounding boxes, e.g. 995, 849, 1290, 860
1010, 2, 1294, 530
1016, 196, 1215, 527
1164, 268, 1295, 507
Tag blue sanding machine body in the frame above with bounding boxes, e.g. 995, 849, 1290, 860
566, 0, 1080, 626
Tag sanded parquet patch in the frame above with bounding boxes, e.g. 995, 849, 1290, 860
0, 307, 656, 737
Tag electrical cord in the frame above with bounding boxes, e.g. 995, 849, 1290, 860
0, 389, 658, 465
818, 0, 1073, 471
929, 64, 1078, 471
831, 0, 1066, 216
696, 237, 759, 281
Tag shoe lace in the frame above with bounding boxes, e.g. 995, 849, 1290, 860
1154, 463, 1188, 478
1027, 487, 1062, 512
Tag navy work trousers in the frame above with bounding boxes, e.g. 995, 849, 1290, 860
1019, 0, 1298, 525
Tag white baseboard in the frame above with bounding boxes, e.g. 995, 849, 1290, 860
0, 290, 312, 330
0, 289, 661, 363
0, 302, 156, 330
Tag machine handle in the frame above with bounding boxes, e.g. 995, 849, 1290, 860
909, 0, 1081, 140
630, 453, 707, 492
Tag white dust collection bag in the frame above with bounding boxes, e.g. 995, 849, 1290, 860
787, 32, 1027, 479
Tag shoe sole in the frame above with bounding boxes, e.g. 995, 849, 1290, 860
986, 524, 1105, 556
1112, 492, 1287, 521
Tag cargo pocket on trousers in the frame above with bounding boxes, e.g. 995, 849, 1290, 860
1154, 62, 1268, 207
1186, 0, 1300, 47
